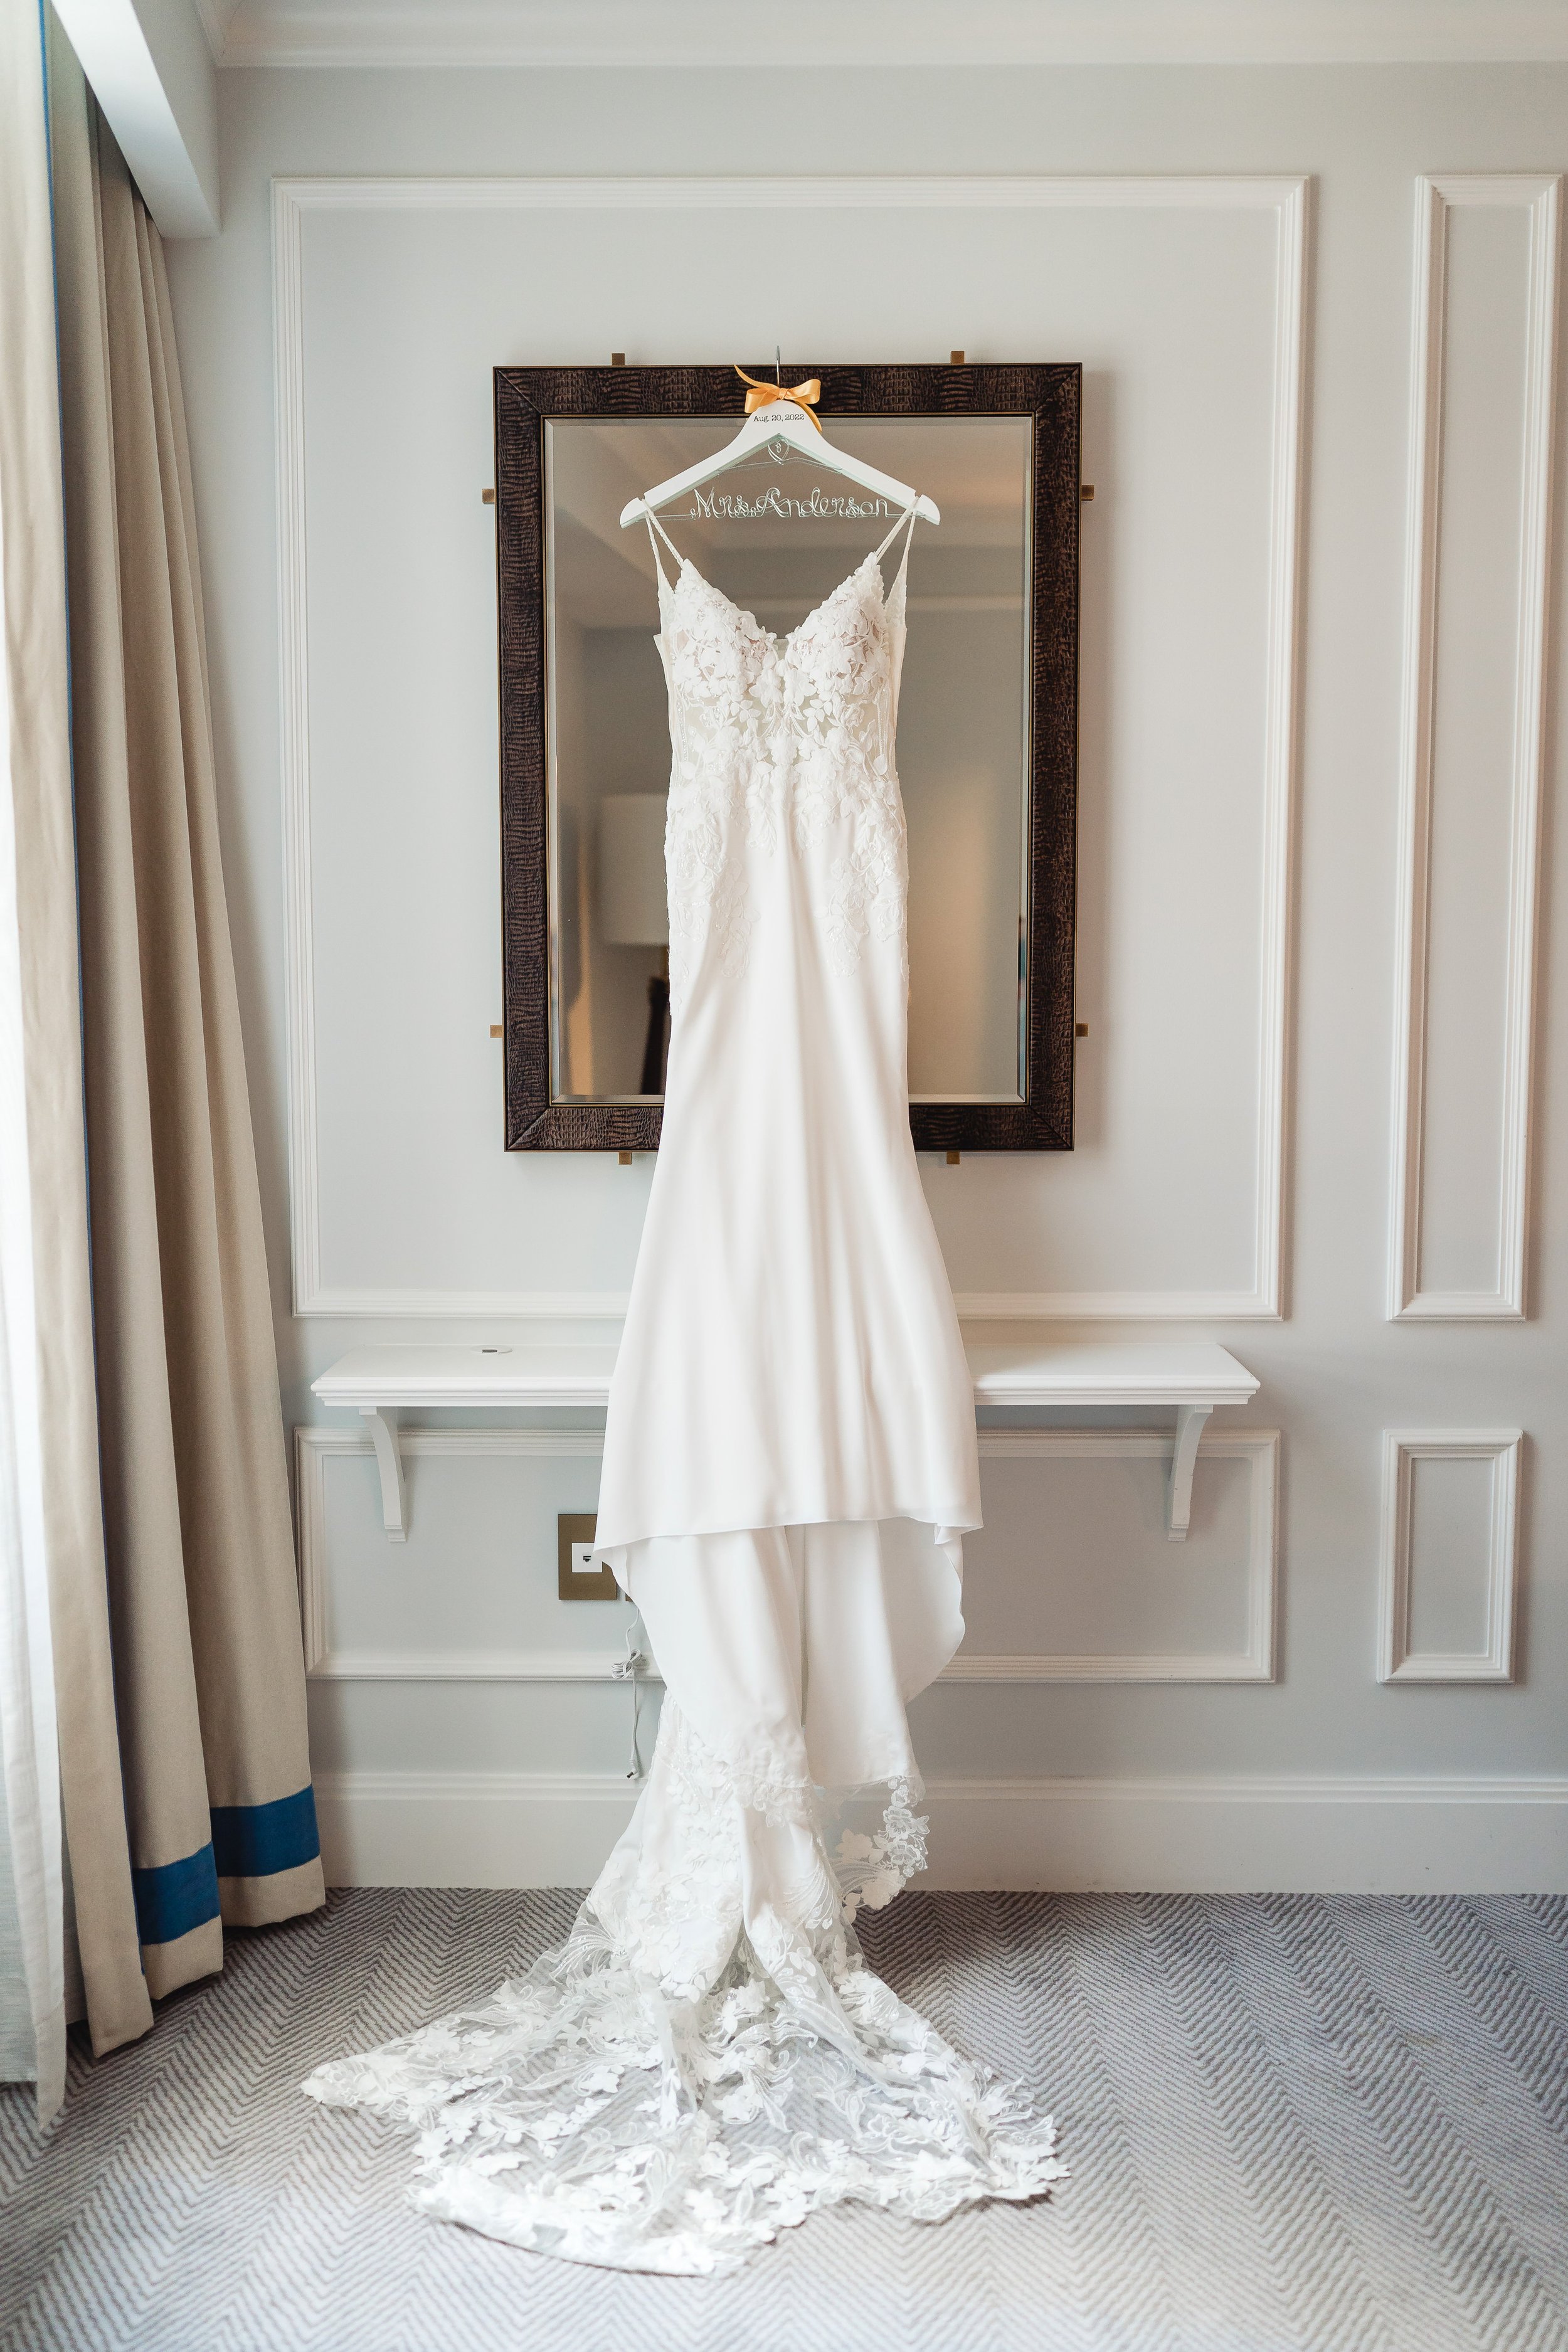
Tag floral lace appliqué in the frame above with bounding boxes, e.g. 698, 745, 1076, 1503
655, 556, 908, 1008
302, 1700, 1063, 2276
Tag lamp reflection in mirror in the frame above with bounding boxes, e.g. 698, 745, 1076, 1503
596, 793, 670, 1093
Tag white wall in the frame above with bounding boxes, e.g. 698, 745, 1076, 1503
165, 62, 1568, 1889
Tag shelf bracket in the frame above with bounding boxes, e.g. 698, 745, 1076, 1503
1167, 1404, 1212, 1542
363, 1407, 408, 1542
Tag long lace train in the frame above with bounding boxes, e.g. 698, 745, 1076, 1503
302, 1700, 1063, 2274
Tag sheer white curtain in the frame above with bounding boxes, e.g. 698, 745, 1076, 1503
0, 0, 74, 2122
0, 1743, 40, 2080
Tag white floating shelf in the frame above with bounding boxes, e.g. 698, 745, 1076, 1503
313, 1344, 621, 1413
967, 1341, 1258, 1412
312, 1340, 1259, 1546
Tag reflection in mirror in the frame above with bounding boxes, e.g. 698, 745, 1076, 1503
544, 417, 1030, 1105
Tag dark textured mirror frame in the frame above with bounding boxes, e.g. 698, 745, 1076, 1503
495, 361, 1080, 1152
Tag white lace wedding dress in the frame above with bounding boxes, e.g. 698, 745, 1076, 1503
302, 501, 1064, 2274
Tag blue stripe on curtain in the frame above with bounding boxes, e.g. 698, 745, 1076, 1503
132, 1845, 220, 1947
210, 1785, 320, 1878
132, 1788, 319, 1949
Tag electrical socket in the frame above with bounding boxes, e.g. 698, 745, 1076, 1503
558, 1512, 619, 1599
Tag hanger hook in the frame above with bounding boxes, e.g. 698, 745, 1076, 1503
775, 344, 781, 386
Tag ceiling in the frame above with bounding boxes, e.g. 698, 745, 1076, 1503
194, 0, 1568, 70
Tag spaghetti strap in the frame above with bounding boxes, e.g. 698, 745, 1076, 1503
873, 501, 919, 569
874, 502, 921, 598
644, 507, 685, 588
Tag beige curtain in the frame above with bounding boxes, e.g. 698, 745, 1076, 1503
46, 25, 322, 2020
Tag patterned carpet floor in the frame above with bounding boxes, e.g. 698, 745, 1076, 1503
2, 1890, 1566, 2352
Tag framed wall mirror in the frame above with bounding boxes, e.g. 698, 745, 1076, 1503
495, 363, 1079, 1151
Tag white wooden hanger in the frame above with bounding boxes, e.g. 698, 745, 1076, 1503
620, 365, 940, 530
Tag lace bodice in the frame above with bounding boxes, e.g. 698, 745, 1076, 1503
650, 512, 915, 1007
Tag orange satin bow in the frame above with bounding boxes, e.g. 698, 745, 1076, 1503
735, 363, 824, 432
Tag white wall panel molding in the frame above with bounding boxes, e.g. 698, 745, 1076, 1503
299, 1287, 630, 1320
951, 1430, 1279, 1681
954, 1290, 1283, 1322
295, 1425, 607, 1679
275, 174, 1310, 215
296, 1424, 1278, 1685
1377, 1428, 1523, 1683
315, 1766, 1568, 1895
1387, 172, 1560, 1323
275, 173, 1307, 1324
300, 1283, 1279, 1325
220, 0, 1568, 72
273, 176, 319, 1319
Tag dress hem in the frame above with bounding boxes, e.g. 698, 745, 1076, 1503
593, 1506, 979, 1576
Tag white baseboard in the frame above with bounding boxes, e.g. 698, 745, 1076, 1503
314, 1770, 1568, 1895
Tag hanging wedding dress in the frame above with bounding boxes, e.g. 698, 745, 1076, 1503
302, 499, 1064, 2272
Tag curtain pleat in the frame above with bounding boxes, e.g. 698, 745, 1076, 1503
48, 26, 322, 2016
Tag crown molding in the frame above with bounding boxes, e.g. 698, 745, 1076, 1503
193, 0, 240, 63
214, 0, 1568, 70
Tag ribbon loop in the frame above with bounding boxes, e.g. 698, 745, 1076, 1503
734, 363, 824, 433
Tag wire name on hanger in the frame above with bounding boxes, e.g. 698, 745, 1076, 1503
679, 484, 899, 524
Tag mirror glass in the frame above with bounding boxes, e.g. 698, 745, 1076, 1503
544, 415, 1031, 1104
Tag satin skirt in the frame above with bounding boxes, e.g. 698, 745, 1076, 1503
623, 1516, 965, 1803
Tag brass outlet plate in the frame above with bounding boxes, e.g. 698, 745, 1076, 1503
558, 1512, 618, 1599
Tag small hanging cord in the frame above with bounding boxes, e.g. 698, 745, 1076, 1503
610, 1604, 649, 1779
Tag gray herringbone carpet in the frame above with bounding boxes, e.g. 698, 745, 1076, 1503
3, 1892, 1566, 2352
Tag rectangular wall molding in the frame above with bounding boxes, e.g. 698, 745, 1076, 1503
295, 1423, 1279, 1686
295, 1426, 607, 1680
1377, 1428, 1523, 1683
314, 1766, 1568, 1895
297, 1287, 1280, 1325
952, 1429, 1279, 1681
275, 171, 1308, 1323
1387, 172, 1560, 1322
